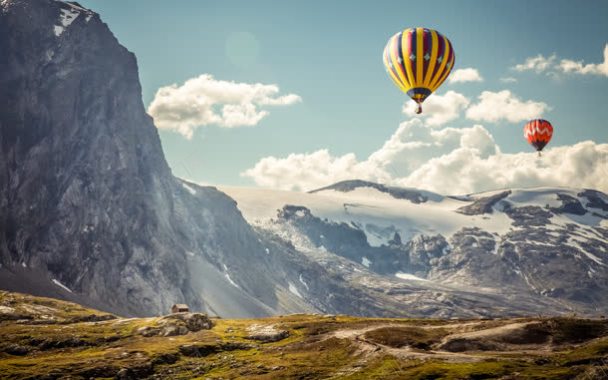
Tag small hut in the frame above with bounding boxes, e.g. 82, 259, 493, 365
171, 304, 189, 314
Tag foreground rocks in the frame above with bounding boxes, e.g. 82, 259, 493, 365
1, 292, 608, 379
137, 313, 213, 337
246, 324, 289, 342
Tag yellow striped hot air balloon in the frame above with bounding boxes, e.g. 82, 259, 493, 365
383, 27, 455, 114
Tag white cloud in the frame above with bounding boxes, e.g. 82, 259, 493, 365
500, 77, 517, 83
243, 119, 608, 195
513, 54, 556, 73
465, 90, 549, 123
367, 119, 497, 177
147, 74, 301, 139
559, 44, 608, 77
398, 141, 608, 194
513, 44, 608, 78
403, 91, 470, 127
448, 68, 483, 83
241, 150, 386, 192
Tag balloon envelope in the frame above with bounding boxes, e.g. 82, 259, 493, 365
524, 119, 553, 152
383, 27, 455, 113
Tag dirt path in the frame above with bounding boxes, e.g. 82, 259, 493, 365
327, 320, 552, 364
330, 323, 484, 362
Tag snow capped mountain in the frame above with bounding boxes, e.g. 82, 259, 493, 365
2, 0, 606, 320
221, 180, 608, 316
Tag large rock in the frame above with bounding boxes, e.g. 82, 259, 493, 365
246, 324, 289, 342
137, 313, 213, 337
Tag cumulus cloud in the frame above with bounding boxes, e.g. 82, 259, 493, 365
147, 74, 302, 139
513, 44, 608, 77
241, 150, 386, 191
513, 54, 557, 73
367, 119, 497, 177
559, 44, 608, 76
403, 91, 470, 127
243, 118, 608, 194
397, 141, 608, 194
448, 68, 483, 83
465, 90, 549, 123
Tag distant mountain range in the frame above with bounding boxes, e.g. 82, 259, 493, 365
222, 181, 608, 317
1, 0, 606, 319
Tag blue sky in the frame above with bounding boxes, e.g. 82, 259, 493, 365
78, 0, 608, 192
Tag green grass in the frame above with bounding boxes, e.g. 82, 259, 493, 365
2, 291, 608, 379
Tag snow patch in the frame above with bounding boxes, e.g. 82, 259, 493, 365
506, 188, 577, 208
514, 269, 537, 291
565, 238, 605, 265
288, 282, 302, 298
182, 182, 197, 195
54, 8, 80, 37
54, 25, 64, 36
219, 185, 514, 244
298, 274, 309, 290
395, 272, 428, 281
361, 256, 371, 268
52, 279, 72, 293
222, 264, 240, 288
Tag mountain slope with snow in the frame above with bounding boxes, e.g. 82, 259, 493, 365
221, 181, 608, 316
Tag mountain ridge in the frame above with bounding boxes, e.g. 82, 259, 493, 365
221, 180, 608, 317
1, 0, 607, 320
2, 290, 608, 379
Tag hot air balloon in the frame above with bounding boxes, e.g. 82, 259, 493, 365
383, 27, 455, 114
524, 119, 553, 156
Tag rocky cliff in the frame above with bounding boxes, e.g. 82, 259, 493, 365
0, 0, 309, 317
2, 0, 607, 320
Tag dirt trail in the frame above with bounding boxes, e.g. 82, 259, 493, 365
328, 320, 552, 363
330, 323, 481, 362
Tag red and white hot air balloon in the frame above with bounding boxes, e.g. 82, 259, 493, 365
524, 119, 553, 156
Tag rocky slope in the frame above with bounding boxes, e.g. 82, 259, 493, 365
1, 0, 607, 321
0, 0, 463, 320
0, 0, 329, 318
1, 291, 608, 379
221, 181, 608, 317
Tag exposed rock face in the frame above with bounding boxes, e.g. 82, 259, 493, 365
225, 181, 608, 317
0, 0, 423, 319
310, 179, 439, 203
0, 0, 194, 315
0, 0, 310, 318
456, 191, 511, 215
2, 0, 608, 320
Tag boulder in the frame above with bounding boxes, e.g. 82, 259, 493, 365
137, 313, 213, 337
246, 324, 289, 342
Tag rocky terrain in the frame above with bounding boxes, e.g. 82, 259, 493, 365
1, 0, 607, 321
0, 0, 359, 318
222, 182, 608, 318
1, 291, 608, 379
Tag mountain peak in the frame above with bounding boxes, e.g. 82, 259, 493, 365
309, 179, 443, 204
